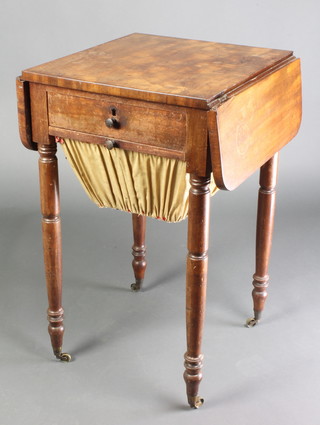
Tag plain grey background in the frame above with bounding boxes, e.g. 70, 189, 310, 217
1, 1, 319, 424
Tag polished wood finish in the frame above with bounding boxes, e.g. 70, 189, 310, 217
29, 83, 50, 145
17, 33, 302, 407
185, 109, 208, 176
131, 214, 147, 292
20, 34, 301, 177
251, 153, 279, 322
48, 126, 185, 161
47, 88, 187, 153
22, 33, 292, 109
208, 58, 301, 190
38, 141, 66, 359
16, 77, 36, 150
184, 173, 211, 408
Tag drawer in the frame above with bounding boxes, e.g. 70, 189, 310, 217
47, 91, 187, 153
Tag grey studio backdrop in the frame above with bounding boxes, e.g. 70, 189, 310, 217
0, 1, 319, 424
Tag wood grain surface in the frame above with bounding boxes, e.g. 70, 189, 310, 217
22, 33, 292, 109
251, 154, 279, 321
208, 58, 302, 190
38, 142, 65, 358
47, 89, 186, 152
16, 77, 36, 150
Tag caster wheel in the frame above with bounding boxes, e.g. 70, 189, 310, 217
188, 395, 204, 409
131, 281, 142, 292
57, 352, 72, 362
245, 317, 259, 328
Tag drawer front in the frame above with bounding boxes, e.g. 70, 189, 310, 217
47, 91, 186, 153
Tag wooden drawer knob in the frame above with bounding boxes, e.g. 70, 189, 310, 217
105, 139, 116, 150
105, 117, 120, 129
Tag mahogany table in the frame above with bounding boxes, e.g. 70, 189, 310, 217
16, 33, 302, 408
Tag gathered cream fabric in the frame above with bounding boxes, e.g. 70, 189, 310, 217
60, 138, 218, 222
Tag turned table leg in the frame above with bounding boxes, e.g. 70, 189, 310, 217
131, 213, 147, 291
38, 142, 71, 361
246, 153, 279, 327
184, 173, 211, 408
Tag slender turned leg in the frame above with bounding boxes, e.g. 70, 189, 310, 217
38, 142, 71, 361
130, 214, 147, 291
184, 173, 210, 408
246, 153, 279, 328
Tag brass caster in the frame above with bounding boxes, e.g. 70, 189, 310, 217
245, 317, 259, 328
130, 280, 142, 292
56, 352, 72, 362
188, 396, 204, 409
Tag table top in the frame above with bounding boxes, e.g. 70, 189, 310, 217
22, 33, 292, 109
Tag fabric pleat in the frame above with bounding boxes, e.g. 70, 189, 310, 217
60, 138, 218, 222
